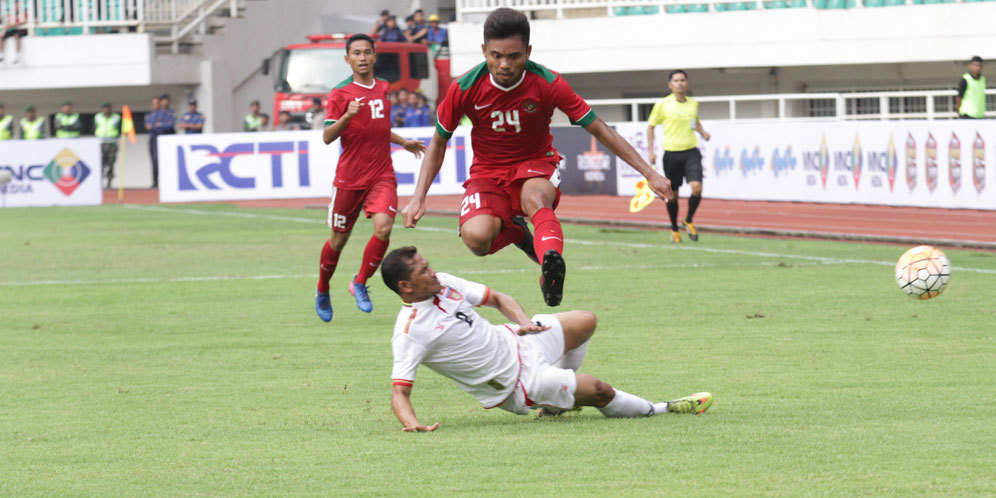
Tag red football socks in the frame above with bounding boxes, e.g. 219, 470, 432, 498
531, 208, 563, 264
486, 221, 525, 255
356, 235, 390, 284
317, 240, 340, 293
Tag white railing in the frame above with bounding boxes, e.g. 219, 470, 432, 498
457, 0, 983, 20
0, 0, 237, 45
589, 89, 996, 122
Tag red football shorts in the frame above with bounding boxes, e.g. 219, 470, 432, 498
326, 175, 398, 233
458, 158, 562, 227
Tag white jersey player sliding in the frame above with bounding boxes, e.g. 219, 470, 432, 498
380, 246, 714, 432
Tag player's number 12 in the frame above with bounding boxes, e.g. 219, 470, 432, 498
369, 99, 384, 119
491, 110, 521, 133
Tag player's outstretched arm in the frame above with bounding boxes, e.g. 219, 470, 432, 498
391, 384, 439, 432
390, 132, 427, 159
322, 100, 364, 145
482, 289, 550, 335
401, 130, 449, 228
585, 117, 674, 201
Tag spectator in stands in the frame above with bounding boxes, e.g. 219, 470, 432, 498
20, 105, 44, 139
305, 97, 325, 129
425, 14, 448, 48
379, 16, 405, 43
407, 9, 428, 44
260, 113, 271, 131
179, 100, 204, 134
244, 100, 264, 131
94, 102, 121, 189
956, 56, 987, 119
0, 1, 28, 65
389, 91, 400, 109
158, 94, 177, 134
145, 96, 162, 187
0, 103, 13, 141
417, 94, 432, 125
403, 92, 430, 127
274, 111, 300, 131
54, 101, 82, 138
372, 9, 390, 35
393, 89, 409, 127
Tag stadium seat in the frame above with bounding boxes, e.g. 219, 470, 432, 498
686, 4, 711, 11
666, 4, 688, 12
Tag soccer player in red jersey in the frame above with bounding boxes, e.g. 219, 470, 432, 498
401, 8, 673, 307
315, 33, 427, 322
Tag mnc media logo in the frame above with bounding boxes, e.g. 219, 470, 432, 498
973, 132, 986, 193
850, 134, 863, 189
905, 132, 917, 192
43, 148, 91, 196
886, 135, 898, 192
925, 132, 938, 193
771, 145, 797, 177
802, 134, 830, 189
713, 146, 734, 176
949, 132, 961, 193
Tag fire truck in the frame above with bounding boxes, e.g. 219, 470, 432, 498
271, 34, 452, 125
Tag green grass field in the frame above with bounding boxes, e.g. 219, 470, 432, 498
1, 203, 994, 496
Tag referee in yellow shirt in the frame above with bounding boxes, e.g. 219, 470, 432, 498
647, 70, 710, 243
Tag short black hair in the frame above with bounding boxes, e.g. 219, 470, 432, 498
380, 9, 389, 16
381, 246, 419, 295
414, 9, 423, 14
484, 7, 529, 45
971, 55, 983, 64
312, 97, 322, 105
347, 33, 375, 53
669, 69, 688, 81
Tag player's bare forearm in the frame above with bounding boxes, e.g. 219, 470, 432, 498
646, 125, 656, 162
391, 385, 438, 432
483, 290, 547, 333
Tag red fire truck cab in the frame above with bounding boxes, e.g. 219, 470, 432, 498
272, 34, 451, 126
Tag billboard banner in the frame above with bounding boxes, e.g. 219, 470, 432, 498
615, 121, 996, 210
157, 126, 471, 203
554, 126, 617, 195
0, 138, 102, 208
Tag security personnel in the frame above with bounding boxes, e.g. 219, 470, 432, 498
54, 100, 82, 138
19, 105, 46, 140
243, 100, 264, 132
956, 56, 987, 119
0, 103, 13, 141
94, 102, 121, 189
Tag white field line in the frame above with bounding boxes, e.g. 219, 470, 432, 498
107, 204, 996, 276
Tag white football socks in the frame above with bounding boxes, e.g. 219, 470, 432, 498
555, 342, 588, 371
597, 389, 656, 418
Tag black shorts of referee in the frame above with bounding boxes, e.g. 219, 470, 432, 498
661, 148, 702, 189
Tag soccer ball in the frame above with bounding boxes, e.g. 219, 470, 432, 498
895, 245, 950, 300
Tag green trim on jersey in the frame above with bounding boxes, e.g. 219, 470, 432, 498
334, 76, 354, 90
324, 119, 336, 126
456, 62, 489, 91
570, 109, 597, 127
436, 120, 453, 140
376, 77, 388, 83
525, 60, 556, 84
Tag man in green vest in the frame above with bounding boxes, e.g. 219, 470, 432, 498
54, 101, 82, 138
94, 102, 121, 189
244, 100, 263, 132
19, 105, 45, 140
956, 56, 987, 119
0, 103, 13, 141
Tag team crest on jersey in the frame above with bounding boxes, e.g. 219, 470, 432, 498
443, 287, 464, 301
522, 99, 539, 113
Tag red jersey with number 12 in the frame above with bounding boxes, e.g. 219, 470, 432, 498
324, 76, 393, 189
435, 61, 597, 180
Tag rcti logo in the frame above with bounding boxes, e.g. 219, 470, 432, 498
177, 141, 311, 191
740, 146, 764, 176
905, 132, 917, 192
850, 134, 863, 189
713, 146, 734, 176
44, 148, 92, 196
886, 135, 898, 192
973, 132, 986, 193
949, 132, 961, 193
925, 132, 938, 193
770, 146, 796, 177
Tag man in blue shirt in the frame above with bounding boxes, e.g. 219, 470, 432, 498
147, 95, 176, 188
378, 16, 405, 42
425, 14, 447, 47
179, 100, 204, 134
144, 95, 162, 188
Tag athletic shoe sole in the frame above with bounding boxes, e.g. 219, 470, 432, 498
540, 249, 566, 307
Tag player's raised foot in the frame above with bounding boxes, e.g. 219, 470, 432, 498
536, 406, 582, 418
665, 392, 713, 415
512, 216, 539, 264
539, 249, 566, 307
315, 291, 333, 322
671, 231, 681, 244
349, 276, 373, 313
682, 220, 699, 242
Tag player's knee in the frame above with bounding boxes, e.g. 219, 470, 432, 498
592, 380, 615, 407
575, 310, 597, 333
461, 231, 491, 256
373, 224, 392, 240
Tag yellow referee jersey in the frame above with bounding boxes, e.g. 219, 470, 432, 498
647, 94, 699, 152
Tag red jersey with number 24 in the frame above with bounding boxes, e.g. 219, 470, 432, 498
324, 76, 394, 189
435, 61, 597, 181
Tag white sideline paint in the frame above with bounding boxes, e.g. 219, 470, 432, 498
106, 204, 996, 277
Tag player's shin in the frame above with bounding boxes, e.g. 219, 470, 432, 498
485, 222, 525, 255
317, 240, 341, 293
686, 194, 702, 223
530, 208, 564, 264
666, 200, 680, 231
357, 235, 390, 284
597, 389, 656, 418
